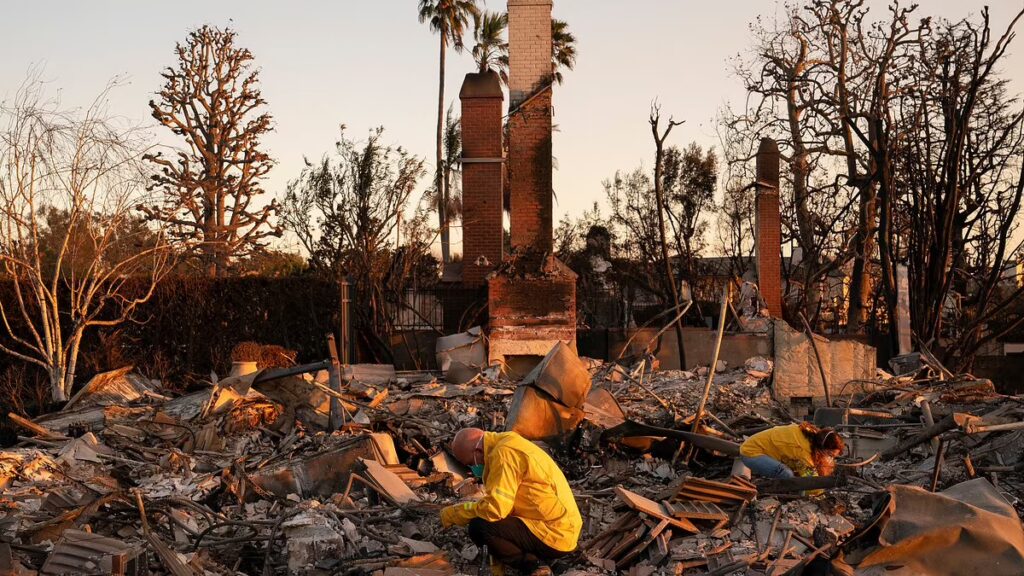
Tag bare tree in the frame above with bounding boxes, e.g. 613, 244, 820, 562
663, 143, 717, 281
890, 9, 1024, 367
734, 0, 1024, 362
604, 167, 662, 294
0, 80, 174, 402
649, 104, 687, 368
143, 25, 280, 277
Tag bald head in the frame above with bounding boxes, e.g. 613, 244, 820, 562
451, 428, 485, 467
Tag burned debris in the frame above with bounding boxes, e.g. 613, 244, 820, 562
1, 327, 1022, 575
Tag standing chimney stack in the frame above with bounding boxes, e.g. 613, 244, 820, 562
507, 0, 554, 255
459, 71, 505, 286
755, 137, 783, 317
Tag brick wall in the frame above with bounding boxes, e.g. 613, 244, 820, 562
487, 271, 577, 363
755, 137, 783, 317
460, 72, 504, 286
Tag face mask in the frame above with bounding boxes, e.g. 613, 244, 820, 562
469, 438, 484, 478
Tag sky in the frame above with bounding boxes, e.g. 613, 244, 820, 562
2, 0, 1022, 256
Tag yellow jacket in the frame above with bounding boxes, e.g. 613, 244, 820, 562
440, 431, 582, 552
740, 424, 816, 476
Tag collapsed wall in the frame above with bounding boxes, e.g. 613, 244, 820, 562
772, 320, 878, 405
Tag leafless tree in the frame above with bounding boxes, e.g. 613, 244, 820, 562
0, 79, 174, 402
889, 9, 1024, 367
143, 25, 280, 277
621, 104, 685, 366
734, 1, 1024, 364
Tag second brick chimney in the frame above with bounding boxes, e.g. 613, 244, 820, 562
507, 0, 554, 255
755, 137, 783, 317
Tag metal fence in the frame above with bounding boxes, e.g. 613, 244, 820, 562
386, 285, 487, 333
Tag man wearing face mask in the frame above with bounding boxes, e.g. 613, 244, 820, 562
439, 428, 581, 576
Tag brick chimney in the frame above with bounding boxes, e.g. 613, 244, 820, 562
459, 71, 504, 286
487, 0, 576, 372
507, 0, 553, 255
755, 137, 783, 317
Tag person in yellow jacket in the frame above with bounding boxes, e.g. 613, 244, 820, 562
440, 428, 581, 576
739, 422, 845, 479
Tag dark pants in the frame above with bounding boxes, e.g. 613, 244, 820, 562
467, 517, 573, 572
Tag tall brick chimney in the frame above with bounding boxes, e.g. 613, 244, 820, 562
487, 0, 576, 373
507, 0, 554, 255
755, 137, 783, 317
459, 71, 504, 286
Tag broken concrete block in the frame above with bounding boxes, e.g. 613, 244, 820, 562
520, 341, 592, 409
505, 385, 585, 443
397, 537, 439, 555
772, 321, 877, 404
459, 543, 479, 561
282, 511, 345, 574
744, 356, 773, 379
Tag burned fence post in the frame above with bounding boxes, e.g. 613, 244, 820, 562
328, 334, 344, 431
340, 275, 352, 365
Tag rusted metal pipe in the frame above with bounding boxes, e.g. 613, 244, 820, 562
963, 420, 1024, 434
880, 414, 958, 460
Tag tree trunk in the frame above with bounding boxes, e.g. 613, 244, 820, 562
49, 366, 67, 403
652, 132, 686, 370
847, 182, 877, 332
436, 31, 450, 265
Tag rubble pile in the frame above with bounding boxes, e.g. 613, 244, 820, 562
1, 338, 1023, 576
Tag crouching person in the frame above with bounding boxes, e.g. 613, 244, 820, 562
440, 428, 581, 576
739, 422, 845, 479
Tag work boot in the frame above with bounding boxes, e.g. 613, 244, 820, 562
527, 566, 553, 576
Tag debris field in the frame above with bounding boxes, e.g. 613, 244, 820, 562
2, 333, 1024, 576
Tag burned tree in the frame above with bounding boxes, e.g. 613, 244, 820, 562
890, 9, 1024, 368
663, 143, 717, 282
649, 105, 687, 368
0, 80, 174, 402
144, 25, 280, 277
280, 126, 428, 361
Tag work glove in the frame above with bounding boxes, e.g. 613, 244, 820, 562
440, 504, 459, 528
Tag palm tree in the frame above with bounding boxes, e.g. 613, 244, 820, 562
551, 18, 577, 85
426, 105, 463, 230
473, 11, 509, 85
418, 0, 480, 266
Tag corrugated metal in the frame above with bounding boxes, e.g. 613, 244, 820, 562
41, 529, 144, 576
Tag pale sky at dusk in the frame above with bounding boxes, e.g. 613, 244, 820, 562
2, 1, 1021, 255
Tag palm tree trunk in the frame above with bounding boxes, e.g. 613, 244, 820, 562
436, 31, 450, 265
